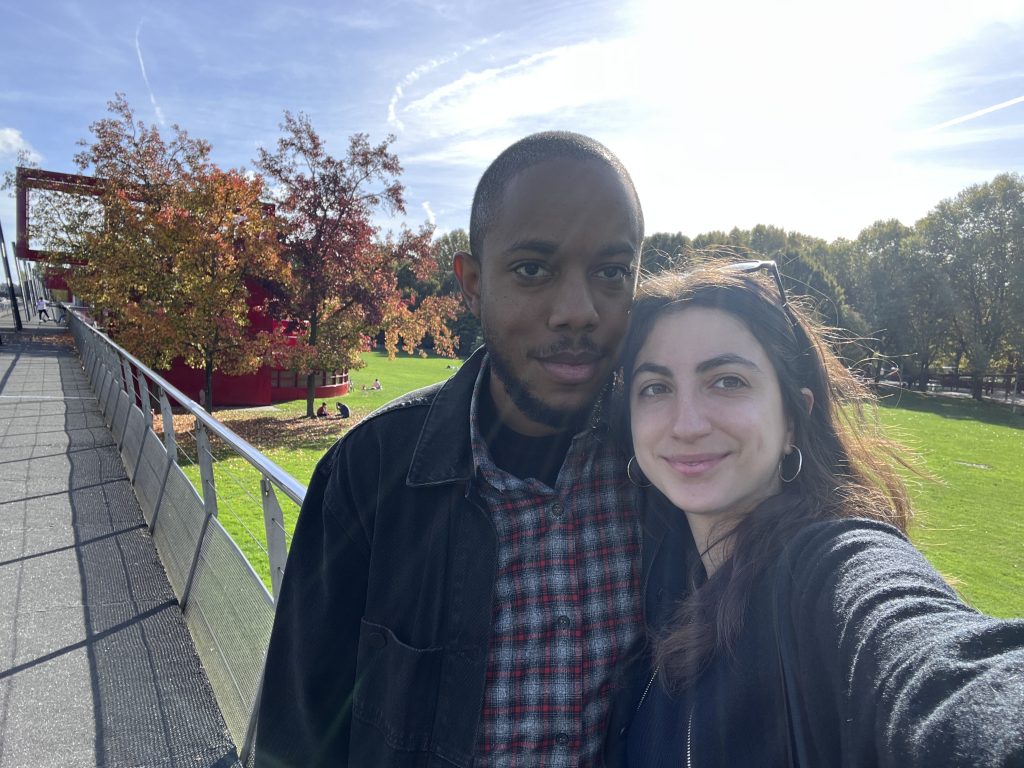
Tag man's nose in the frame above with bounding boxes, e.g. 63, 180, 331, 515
547, 273, 599, 332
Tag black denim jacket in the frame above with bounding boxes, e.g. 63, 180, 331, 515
255, 348, 694, 768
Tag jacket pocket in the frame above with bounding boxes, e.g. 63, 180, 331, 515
352, 618, 444, 754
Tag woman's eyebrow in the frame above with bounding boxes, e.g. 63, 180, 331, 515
632, 362, 673, 378
695, 353, 762, 374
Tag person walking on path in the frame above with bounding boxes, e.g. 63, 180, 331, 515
35, 297, 51, 322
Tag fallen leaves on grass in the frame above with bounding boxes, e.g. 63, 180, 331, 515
153, 408, 358, 455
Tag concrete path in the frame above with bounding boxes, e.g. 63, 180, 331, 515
0, 326, 240, 767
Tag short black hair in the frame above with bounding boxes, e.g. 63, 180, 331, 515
468, 131, 644, 259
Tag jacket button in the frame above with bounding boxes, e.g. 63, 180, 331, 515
367, 631, 387, 649
556, 615, 571, 629
551, 502, 564, 518
555, 732, 570, 746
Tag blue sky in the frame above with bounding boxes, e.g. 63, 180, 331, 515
3, 0, 1024, 264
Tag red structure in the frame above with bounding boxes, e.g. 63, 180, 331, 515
15, 166, 349, 406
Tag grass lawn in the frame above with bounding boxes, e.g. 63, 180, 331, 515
177, 351, 463, 587
874, 385, 1024, 617
184, 355, 1024, 618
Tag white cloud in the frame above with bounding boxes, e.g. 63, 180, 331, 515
135, 20, 166, 127
387, 35, 503, 131
0, 128, 42, 162
421, 200, 436, 225
930, 95, 1024, 131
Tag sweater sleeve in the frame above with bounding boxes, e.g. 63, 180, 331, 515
777, 519, 1024, 768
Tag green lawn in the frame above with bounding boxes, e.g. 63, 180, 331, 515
875, 386, 1024, 617
186, 357, 1024, 618
181, 351, 462, 588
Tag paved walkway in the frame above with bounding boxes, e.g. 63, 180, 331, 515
0, 323, 240, 767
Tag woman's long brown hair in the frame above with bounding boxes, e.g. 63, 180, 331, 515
619, 261, 915, 689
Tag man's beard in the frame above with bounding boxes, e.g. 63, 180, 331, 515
485, 334, 598, 432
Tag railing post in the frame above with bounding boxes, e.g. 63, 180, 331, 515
129, 369, 154, 485
260, 477, 288, 601
181, 421, 218, 611
159, 388, 177, 462
139, 369, 153, 429
150, 388, 178, 535
114, 355, 133, 449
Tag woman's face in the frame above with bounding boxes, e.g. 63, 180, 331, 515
630, 306, 796, 533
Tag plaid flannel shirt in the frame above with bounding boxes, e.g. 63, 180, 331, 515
470, 360, 642, 767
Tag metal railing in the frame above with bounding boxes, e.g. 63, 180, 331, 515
66, 307, 305, 763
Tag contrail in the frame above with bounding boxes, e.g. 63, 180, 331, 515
135, 20, 166, 126
931, 94, 1024, 131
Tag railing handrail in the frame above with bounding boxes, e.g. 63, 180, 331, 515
70, 307, 307, 507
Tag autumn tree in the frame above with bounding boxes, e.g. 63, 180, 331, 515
73, 93, 287, 409
397, 227, 481, 355
256, 111, 459, 416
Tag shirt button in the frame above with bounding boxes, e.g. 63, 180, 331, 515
555, 732, 570, 746
551, 502, 564, 518
556, 615, 571, 629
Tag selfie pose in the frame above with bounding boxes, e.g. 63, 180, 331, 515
619, 261, 1024, 767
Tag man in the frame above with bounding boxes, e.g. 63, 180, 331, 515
36, 297, 50, 322
255, 132, 685, 767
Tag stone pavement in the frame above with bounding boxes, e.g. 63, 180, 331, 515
0, 327, 240, 767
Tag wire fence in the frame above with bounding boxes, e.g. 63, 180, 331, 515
67, 306, 305, 765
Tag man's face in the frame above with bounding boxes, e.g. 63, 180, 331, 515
456, 158, 640, 436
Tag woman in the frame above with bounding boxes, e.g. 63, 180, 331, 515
619, 261, 1024, 767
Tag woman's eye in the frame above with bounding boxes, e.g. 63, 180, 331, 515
513, 262, 551, 279
712, 375, 746, 390
637, 382, 670, 397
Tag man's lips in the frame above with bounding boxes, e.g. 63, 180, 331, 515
536, 352, 602, 385
664, 453, 727, 477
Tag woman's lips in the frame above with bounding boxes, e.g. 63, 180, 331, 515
664, 453, 726, 477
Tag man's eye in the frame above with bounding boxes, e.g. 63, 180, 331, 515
595, 264, 633, 280
513, 262, 551, 278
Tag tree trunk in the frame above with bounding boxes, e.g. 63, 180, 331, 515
306, 372, 316, 418
306, 312, 319, 418
971, 373, 984, 401
205, 358, 215, 412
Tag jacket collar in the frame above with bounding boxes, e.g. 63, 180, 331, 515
406, 346, 487, 487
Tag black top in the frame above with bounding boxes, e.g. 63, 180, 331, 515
477, 381, 574, 487
626, 518, 1024, 768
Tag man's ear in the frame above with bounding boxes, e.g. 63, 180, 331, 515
453, 250, 482, 319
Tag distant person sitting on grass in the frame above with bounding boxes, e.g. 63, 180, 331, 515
335, 402, 350, 419
316, 402, 328, 418
372, 378, 382, 390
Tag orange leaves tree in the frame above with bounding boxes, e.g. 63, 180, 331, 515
256, 111, 459, 417
73, 94, 288, 410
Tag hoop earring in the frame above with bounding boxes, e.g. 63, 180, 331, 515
780, 446, 803, 483
627, 456, 651, 487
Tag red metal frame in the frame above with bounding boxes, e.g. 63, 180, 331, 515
15, 167, 103, 264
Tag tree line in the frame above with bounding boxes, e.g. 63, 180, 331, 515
635, 176, 1024, 401
420, 175, 1024, 402
15, 93, 1024, 405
